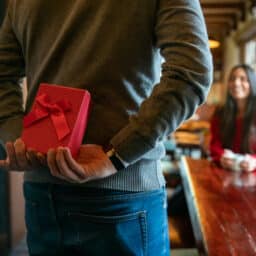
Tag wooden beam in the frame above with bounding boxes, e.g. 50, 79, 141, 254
203, 7, 242, 18
201, 0, 245, 4
207, 24, 230, 38
205, 17, 235, 29
201, 2, 246, 20
205, 13, 239, 29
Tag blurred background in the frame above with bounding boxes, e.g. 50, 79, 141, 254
202, 0, 256, 105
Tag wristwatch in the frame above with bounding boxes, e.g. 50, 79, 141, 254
106, 147, 125, 171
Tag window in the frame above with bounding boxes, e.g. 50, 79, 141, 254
245, 38, 256, 71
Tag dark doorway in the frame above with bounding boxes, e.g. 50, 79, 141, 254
0, 0, 5, 25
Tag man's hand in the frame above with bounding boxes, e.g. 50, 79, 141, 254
47, 144, 118, 183
0, 138, 46, 171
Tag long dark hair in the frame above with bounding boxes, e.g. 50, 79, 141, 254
216, 64, 256, 153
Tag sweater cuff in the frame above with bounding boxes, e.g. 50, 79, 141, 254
110, 124, 153, 164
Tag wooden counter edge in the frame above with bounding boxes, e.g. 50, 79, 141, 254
179, 156, 208, 256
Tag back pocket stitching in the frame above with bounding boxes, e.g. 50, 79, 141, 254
68, 210, 146, 223
139, 212, 147, 256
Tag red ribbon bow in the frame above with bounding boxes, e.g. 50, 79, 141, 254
23, 93, 72, 141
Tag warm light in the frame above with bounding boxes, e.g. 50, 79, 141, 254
209, 38, 220, 49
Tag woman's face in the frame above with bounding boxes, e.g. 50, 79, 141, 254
228, 67, 251, 101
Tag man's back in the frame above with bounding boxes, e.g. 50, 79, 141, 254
8, 0, 160, 145
0, 0, 212, 190
0, 2, 212, 254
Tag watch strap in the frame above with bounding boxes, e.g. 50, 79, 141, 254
109, 154, 125, 171
105, 146, 125, 171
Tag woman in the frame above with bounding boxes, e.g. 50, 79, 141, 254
210, 64, 256, 172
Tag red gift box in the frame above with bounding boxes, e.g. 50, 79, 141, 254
21, 83, 91, 157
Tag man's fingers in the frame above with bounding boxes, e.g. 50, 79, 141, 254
47, 149, 69, 181
37, 152, 47, 166
56, 148, 83, 182
1, 140, 43, 172
26, 149, 40, 167
62, 147, 87, 179
0, 159, 9, 170
47, 149, 61, 176
14, 139, 29, 169
5, 142, 18, 169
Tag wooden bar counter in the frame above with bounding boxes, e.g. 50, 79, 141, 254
180, 157, 256, 256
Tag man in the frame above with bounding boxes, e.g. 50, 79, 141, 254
0, 0, 212, 255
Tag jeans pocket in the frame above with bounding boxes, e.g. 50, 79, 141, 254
68, 210, 147, 256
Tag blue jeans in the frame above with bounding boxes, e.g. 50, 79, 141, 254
24, 182, 170, 256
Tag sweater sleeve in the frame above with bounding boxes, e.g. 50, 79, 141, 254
111, 0, 213, 164
209, 116, 224, 163
0, 2, 25, 143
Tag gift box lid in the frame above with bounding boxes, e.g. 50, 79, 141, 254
22, 83, 91, 157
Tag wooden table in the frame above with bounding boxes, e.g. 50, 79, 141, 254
180, 157, 256, 256
178, 120, 210, 132
172, 131, 205, 158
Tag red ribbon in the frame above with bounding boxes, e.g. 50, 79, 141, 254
23, 93, 72, 141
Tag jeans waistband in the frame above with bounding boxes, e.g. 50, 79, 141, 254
23, 181, 166, 202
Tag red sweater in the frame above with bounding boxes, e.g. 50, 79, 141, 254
210, 116, 256, 163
